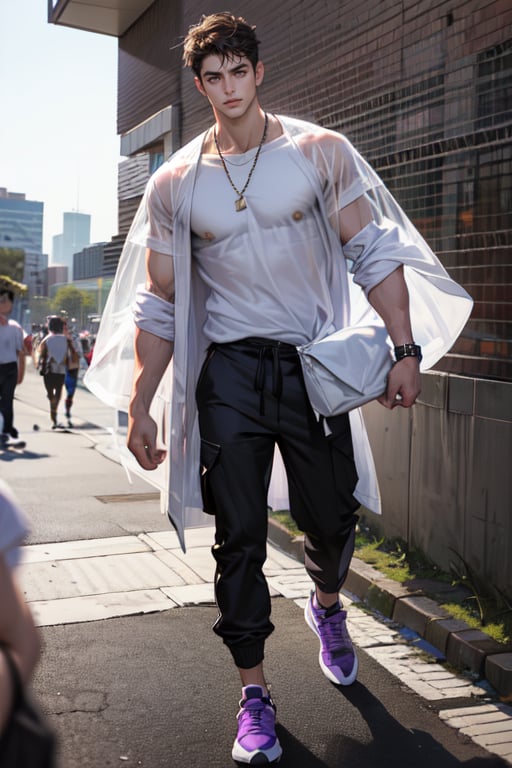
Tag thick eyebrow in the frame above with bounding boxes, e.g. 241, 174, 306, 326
202, 62, 249, 78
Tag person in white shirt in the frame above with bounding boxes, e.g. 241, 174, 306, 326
0, 480, 40, 738
0, 278, 26, 444
37, 316, 70, 429
86, 13, 472, 765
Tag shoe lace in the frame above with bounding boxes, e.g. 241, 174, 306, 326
318, 609, 352, 654
239, 699, 273, 733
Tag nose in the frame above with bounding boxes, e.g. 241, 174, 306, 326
223, 76, 235, 95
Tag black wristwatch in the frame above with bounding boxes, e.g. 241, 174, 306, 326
394, 343, 423, 363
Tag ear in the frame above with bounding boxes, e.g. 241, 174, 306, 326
255, 60, 264, 87
194, 76, 207, 97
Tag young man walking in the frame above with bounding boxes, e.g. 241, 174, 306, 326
38, 316, 69, 429
0, 278, 26, 445
86, 12, 472, 765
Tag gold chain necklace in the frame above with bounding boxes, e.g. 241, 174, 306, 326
214, 113, 268, 212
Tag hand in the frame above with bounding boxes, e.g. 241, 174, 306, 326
127, 411, 167, 470
378, 357, 421, 409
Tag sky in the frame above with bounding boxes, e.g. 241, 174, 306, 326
0, 0, 119, 257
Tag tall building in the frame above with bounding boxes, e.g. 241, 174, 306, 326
0, 187, 46, 299
47, 264, 69, 298
52, 211, 91, 280
73, 242, 107, 281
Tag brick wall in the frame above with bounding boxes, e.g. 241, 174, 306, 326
118, 0, 512, 381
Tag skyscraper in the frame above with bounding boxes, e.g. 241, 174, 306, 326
52, 211, 91, 281
0, 187, 46, 300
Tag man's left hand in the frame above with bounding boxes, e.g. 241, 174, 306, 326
378, 357, 421, 409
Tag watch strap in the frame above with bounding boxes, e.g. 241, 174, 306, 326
394, 343, 423, 363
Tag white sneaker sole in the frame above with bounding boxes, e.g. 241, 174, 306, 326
232, 738, 282, 764
304, 599, 359, 686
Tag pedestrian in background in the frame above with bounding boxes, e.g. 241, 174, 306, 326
63, 320, 82, 428
0, 479, 40, 735
37, 316, 69, 429
87, 13, 472, 765
0, 277, 26, 445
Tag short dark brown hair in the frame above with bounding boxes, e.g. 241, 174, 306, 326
183, 12, 260, 79
48, 316, 64, 334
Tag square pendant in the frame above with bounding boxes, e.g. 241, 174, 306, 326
235, 196, 247, 212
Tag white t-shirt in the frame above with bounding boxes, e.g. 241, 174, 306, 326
189, 135, 337, 345
0, 319, 24, 364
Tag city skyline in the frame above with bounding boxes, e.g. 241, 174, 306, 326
0, 0, 119, 256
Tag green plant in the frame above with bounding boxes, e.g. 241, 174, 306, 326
449, 549, 512, 628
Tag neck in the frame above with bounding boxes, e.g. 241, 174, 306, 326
213, 105, 267, 154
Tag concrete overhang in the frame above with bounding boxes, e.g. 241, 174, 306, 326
47, 0, 155, 37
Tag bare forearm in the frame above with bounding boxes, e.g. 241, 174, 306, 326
367, 266, 414, 345
129, 327, 174, 417
16, 350, 25, 384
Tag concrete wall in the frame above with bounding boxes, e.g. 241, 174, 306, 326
363, 372, 512, 596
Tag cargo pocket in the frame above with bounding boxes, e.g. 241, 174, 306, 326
200, 439, 221, 515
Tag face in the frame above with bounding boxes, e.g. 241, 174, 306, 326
195, 54, 264, 120
0, 293, 13, 316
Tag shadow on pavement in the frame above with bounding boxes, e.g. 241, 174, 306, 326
334, 682, 508, 768
0, 448, 49, 461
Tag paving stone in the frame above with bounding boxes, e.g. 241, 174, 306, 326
153, 549, 205, 585
21, 535, 149, 563
266, 573, 312, 599
21, 552, 185, 601
31, 589, 176, 626
161, 583, 215, 606
171, 546, 217, 582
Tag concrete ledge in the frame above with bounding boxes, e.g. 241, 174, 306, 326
425, 617, 472, 656
267, 518, 512, 699
267, 518, 305, 562
485, 653, 512, 699
343, 557, 391, 602
366, 579, 416, 619
393, 595, 452, 637
447, 629, 507, 676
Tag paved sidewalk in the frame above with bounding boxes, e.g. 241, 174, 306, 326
18, 523, 512, 765
6, 368, 512, 765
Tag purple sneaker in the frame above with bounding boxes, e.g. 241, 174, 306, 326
305, 592, 358, 685
232, 685, 282, 765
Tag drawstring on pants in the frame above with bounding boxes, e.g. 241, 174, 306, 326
254, 344, 284, 418
209, 337, 296, 421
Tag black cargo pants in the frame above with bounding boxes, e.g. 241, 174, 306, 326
196, 338, 360, 669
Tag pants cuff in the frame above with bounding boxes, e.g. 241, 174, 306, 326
228, 640, 265, 669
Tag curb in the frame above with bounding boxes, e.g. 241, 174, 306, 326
267, 517, 512, 700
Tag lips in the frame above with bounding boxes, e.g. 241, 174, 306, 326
224, 99, 241, 107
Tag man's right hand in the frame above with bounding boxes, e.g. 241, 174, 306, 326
127, 411, 167, 470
